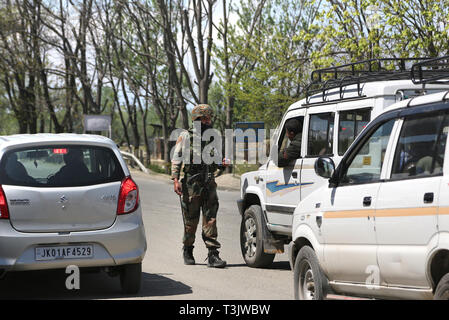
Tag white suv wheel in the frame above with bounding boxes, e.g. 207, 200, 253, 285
435, 273, 449, 300
239, 205, 275, 268
294, 246, 327, 300
299, 262, 316, 300
243, 217, 257, 258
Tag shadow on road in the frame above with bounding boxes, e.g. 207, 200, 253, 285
0, 270, 192, 300
224, 261, 291, 270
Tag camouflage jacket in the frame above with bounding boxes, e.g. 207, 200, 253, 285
171, 128, 224, 183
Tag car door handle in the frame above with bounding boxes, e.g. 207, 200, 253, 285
292, 171, 298, 179
424, 192, 434, 204
363, 196, 372, 207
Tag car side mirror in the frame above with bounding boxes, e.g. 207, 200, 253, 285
314, 157, 335, 179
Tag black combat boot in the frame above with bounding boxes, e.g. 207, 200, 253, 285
183, 246, 195, 265
207, 249, 226, 268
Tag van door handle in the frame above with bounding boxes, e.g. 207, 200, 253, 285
363, 196, 372, 207
292, 171, 298, 179
424, 192, 434, 204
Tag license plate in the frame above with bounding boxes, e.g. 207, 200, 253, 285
35, 245, 94, 261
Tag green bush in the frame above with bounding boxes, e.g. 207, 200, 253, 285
148, 163, 167, 174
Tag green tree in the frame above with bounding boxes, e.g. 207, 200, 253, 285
215, 0, 322, 129
380, 0, 449, 57
299, 0, 449, 69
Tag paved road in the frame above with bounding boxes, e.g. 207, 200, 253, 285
0, 172, 293, 300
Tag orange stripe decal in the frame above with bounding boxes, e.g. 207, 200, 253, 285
437, 207, 449, 215
324, 210, 375, 219
376, 207, 437, 217
324, 207, 440, 219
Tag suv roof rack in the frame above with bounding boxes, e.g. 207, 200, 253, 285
411, 55, 449, 85
305, 58, 432, 104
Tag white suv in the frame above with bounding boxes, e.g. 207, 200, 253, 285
237, 58, 449, 268
290, 87, 449, 300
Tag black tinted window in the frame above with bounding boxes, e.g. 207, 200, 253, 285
338, 109, 371, 155
307, 112, 334, 156
0, 145, 124, 187
391, 113, 448, 179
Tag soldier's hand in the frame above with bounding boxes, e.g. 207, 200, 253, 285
174, 178, 182, 196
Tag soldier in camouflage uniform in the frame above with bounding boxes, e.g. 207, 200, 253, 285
171, 104, 228, 268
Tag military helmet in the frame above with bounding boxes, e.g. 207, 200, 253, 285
191, 104, 213, 121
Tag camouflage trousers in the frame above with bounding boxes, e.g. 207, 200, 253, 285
180, 179, 221, 249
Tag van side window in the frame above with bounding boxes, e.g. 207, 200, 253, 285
277, 116, 304, 167
338, 109, 371, 155
390, 113, 449, 180
307, 112, 334, 157
341, 119, 395, 185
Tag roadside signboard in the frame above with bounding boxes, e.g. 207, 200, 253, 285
83, 115, 112, 138
234, 122, 265, 143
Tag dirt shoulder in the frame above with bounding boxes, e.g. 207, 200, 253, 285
130, 169, 241, 192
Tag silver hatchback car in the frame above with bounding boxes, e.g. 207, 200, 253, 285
0, 134, 147, 294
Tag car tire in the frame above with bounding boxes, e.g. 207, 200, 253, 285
294, 246, 327, 300
240, 205, 275, 268
434, 273, 449, 300
120, 263, 142, 294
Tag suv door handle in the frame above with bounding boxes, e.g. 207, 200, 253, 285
363, 196, 372, 207
424, 192, 434, 204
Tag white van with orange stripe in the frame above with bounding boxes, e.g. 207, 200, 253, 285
238, 58, 449, 269
290, 83, 449, 299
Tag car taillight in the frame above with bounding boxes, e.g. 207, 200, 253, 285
117, 177, 139, 215
0, 186, 9, 219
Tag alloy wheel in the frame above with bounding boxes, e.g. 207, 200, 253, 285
243, 217, 257, 258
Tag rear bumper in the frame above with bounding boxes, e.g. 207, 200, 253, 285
0, 210, 147, 272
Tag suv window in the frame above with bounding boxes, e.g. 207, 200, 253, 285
338, 109, 371, 155
0, 145, 125, 187
307, 112, 334, 156
276, 116, 304, 167
278, 116, 304, 152
390, 112, 449, 180
341, 119, 395, 184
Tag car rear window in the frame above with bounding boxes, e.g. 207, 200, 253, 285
0, 145, 125, 187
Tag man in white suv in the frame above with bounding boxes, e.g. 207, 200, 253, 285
278, 118, 303, 168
